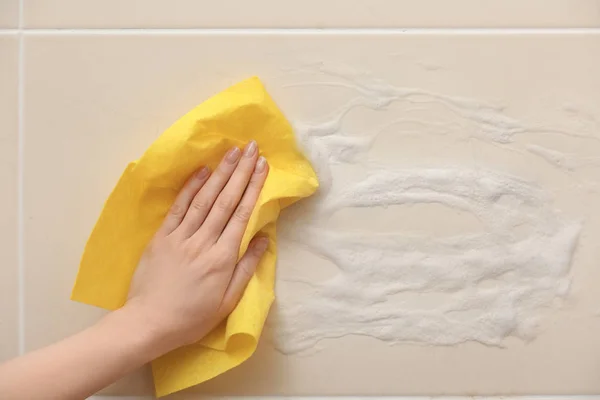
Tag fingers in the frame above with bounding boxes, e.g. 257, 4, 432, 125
195, 141, 262, 241
159, 166, 211, 236
221, 236, 269, 313
175, 146, 241, 238
218, 157, 268, 246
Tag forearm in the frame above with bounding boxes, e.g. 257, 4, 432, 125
0, 305, 167, 400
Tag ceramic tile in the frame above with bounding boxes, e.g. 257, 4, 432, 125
0, 0, 19, 28
24, 34, 600, 396
0, 34, 19, 362
23, 0, 600, 28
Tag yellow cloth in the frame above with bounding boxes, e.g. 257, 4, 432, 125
71, 77, 319, 397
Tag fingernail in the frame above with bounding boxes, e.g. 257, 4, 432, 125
195, 166, 210, 179
225, 147, 240, 164
254, 237, 269, 253
254, 156, 267, 173
244, 140, 257, 157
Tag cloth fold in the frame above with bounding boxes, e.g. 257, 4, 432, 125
71, 77, 319, 397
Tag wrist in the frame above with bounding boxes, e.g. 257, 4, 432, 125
100, 303, 173, 362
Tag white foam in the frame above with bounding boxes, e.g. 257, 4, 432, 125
271, 65, 582, 354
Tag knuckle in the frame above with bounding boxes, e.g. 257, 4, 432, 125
217, 161, 235, 175
249, 173, 263, 184
182, 241, 200, 259
146, 236, 170, 255
233, 205, 252, 222
190, 197, 210, 212
214, 247, 237, 265
216, 197, 236, 213
146, 238, 161, 253
251, 167, 268, 183
237, 261, 255, 280
168, 202, 186, 219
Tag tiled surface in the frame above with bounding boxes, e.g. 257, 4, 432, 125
0, 34, 19, 362
22, 33, 600, 396
9, 0, 600, 398
0, 0, 19, 28
22, 0, 600, 28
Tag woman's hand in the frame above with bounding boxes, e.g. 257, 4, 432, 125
126, 140, 269, 352
0, 142, 270, 400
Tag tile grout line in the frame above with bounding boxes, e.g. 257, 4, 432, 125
26, 27, 600, 35
17, 0, 25, 356
4, 28, 600, 35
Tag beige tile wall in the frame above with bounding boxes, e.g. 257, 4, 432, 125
22, 34, 600, 396
4, 0, 600, 397
22, 0, 600, 28
0, 34, 19, 362
0, 0, 19, 28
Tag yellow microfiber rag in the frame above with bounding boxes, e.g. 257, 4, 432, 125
71, 77, 319, 397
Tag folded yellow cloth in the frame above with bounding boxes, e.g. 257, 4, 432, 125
71, 77, 319, 397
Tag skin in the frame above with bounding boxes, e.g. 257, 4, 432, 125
0, 141, 270, 400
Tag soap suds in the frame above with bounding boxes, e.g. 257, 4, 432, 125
271, 64, 583, 354
286, 62, 600, 146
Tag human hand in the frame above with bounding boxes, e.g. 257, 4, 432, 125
124, 141, 269, 353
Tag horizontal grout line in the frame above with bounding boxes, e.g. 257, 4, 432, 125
3, 28, 600, 35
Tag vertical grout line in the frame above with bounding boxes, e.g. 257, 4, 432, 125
17, 0, 25, 356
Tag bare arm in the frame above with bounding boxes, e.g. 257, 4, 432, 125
0, 306, 168, 400
0, 141, 269, 400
